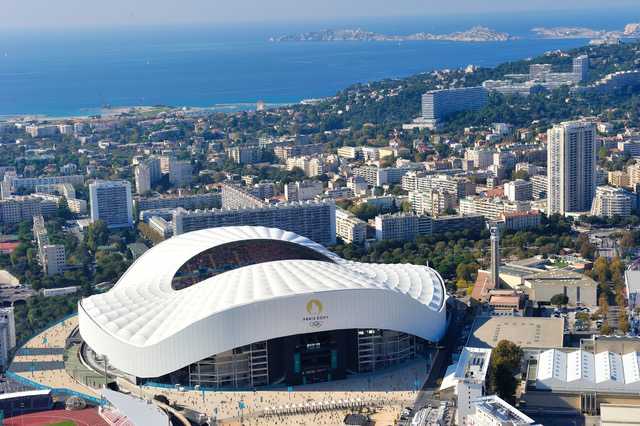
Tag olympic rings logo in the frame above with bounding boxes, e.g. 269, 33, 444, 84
309, 321, 323, 328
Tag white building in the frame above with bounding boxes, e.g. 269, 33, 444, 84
335, 208, 367, 245
515, 162, 538, 176
467, 395, 536, 426
353, 167, 411, 187
375, 213, 418, 241
625, 270, 640, 310
347, 176, 368, 195
504, 179, 533, 202
495, 210, 542, 230
169, 160, 192, 186
460, 197, 531, 219
89, 180, 133, 229
466, 148, 495, 170
285, 180, 323, 202
0, 307, 15, 369
135, 157, 162, 193
409, 191, 456, 216
43, 286, 78, 297
172, 200, 336, 245
33, 215, 67, 276
590, 186, 634, 219
547, 121, 596, 214
530, 175, 547, 200
455, 347, 492, 426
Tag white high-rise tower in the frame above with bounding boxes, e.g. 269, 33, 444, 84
547, 121, 596, 215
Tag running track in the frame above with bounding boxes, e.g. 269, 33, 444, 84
2, 408, 109, 426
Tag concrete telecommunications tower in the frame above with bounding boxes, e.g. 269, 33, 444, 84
490, 225, 499, 289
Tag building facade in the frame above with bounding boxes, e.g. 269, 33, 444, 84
547, 121, 596, 214
172, 201, 336, 245
421, 87, 488, 121
89, 180, 133, 229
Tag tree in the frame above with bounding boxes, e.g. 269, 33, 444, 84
401, 201, 413, 213
600, 323, 614, 335
442, 207, 456, 216
153, 395, 169, 405
490, 360, 518, 401
550, 293, 569, 307
492, 340, 524, 370
598, 146, 610, 160
56, 196, 73, 219
511, 169, 529, 181
85, 220, 109, 251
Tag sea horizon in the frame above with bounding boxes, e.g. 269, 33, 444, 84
1, 8, 640, 119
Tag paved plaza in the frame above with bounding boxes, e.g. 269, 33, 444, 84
9, 314, 437, 425
8, 316, 100, 398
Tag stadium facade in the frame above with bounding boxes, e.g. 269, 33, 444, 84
79, 226, 448, 388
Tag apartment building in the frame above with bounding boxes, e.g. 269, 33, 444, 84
172, 200, 336, 245
89, 180, 133, 229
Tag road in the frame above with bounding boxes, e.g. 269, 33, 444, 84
410, 306, 467, 422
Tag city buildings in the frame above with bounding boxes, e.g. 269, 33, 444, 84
590, 186, 635, 219
523, 269, 597, 307
547, 121, 596, 215
495, 210, 542, 230
228, 145, 262, 164
0, 307, 15, 369
335, 208, 367, 245
409, 191, 456, 216
353, 166, 411, 187
530, 175, 547, 200
374, 212, 485, 241
0, 196, 56, 224
454, 347, 492, 425
136, 193, 220, 212
421, 87, 488, 126
220, 183, 266, 209
284, 180, 323, 202
169, 159, 192, 185
459, 196, 531, 219
89, 180, 133, 230
172, 200, 337, 245
402, 173, 475, 200
504, 179, 533, 202
78, 226, 447, 388
134, 157, 161, 193
33, 215, 67, 276
3, 173, 84, 191
467, 395, 536, 426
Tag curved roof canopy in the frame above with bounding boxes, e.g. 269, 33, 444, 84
79, 226, 447, 378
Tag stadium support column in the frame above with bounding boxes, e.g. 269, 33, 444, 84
490, 225, 499, 289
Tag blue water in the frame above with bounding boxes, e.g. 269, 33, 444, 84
1, 8, 639, 117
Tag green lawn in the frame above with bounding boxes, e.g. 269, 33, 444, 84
550, 262, 568, 267
45, 421, 77, 426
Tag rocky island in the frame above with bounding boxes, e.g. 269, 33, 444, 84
270, 26, 515, 42
532, 22, 640, 41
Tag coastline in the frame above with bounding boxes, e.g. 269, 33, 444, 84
0, 102, 297, 123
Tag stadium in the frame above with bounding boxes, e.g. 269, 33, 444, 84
78, 226, 448, 388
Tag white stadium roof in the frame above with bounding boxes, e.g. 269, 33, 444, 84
79, 226, 447, 378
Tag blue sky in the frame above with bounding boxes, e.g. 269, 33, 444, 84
1, 0, 636, 28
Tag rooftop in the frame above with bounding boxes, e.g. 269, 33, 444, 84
99, 389, 169, 425
472, 395, 536, 425
467, 317, 564, 349
536, 349, 640, 393
625, 270, 640, 294
524, 269, 596, 287
454, 347, 492, 383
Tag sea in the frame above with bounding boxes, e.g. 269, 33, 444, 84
1, 8, 640, 118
